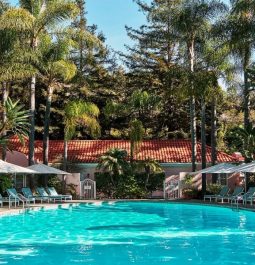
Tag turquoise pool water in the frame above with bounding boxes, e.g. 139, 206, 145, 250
0, 202, 255, 265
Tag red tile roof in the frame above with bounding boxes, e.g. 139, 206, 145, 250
8, 138, 238, 164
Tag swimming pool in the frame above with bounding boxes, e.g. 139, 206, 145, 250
0, 202, 255, 265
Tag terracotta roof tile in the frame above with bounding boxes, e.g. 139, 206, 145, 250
8, 137, 238, 164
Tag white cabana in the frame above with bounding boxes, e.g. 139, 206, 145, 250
0, 160, 37, 174
224, 162, 255, 195
225, 162, 255, 173
27, 164, 71, 175
0, 160, 39, 190
193, 163, 238, 174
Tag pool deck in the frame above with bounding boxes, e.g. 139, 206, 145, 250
0, 199, 255, 216
0, 200, 100, 216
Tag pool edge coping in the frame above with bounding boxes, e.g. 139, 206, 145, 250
0, 199, 255, 217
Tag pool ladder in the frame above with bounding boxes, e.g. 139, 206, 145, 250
231, 199, 239, 212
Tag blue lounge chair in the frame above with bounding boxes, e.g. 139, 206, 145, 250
221, 186, 244, 203
204, 186, 229, 202
47, 187, 72, 201
36, 187, 62, 202
7, 188, 35, 208
22, 187, 50, 203
234, 187, 255, 205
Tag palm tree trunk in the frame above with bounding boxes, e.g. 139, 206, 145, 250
188, 39, 197, 172
43, 86, 53, 165
29, 75, 36, 166
63, 139, 68, 171
211, 98, 217, 183
1, 82, 8, 161
244, 69, 250, 130
201, 96, 206, 195
145, 172, 150, 190
29, 38, 38, 166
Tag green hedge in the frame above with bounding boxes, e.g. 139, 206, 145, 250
95, 171, 165, 199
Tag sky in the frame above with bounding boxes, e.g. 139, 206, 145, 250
9, 0, 151, 52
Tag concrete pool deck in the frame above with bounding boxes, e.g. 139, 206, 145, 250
0, 199, 255, 216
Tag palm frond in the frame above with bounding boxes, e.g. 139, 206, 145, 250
0, 8, 34, 31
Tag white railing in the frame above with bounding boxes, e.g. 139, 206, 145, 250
164, 175, 180, 200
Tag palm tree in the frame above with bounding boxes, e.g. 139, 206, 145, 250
97, 148, 130, 188
134, 158, 163, 190
63, 100, 100, 170
230, 123, 255, 163
0, 97, 30, 148
129, 119, 144, 164
172, 0, 227, 171
220, 0, 255, 129
38, 35, 77, 165
0, 0, 77, 165
0, 1, 37, 159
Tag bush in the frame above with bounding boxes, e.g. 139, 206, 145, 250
95, 172, 115, 197
182, 188, 203, 199
48, 176, 62, 193
206, 184, 222, 195
136, 172, 165, 192
0, 175, 12, 195
66, 183, 78, 199
115, 176, 146, 199
95, 171, 164, 199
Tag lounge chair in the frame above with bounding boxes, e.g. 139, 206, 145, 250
204, 186, 229, 202
0, 194, 18, 207
22, 187, 50, 203
36, 187, 63, 202
220, 186, 244, 203
233, 187, 255, 205
7, 188, 35, 208
47, 187, 72, 201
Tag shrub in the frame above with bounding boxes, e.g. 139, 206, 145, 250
66, 183, 78, 199
0, 175, 12, 195
115, 176, 146, 199
95, 172, 115, 197
136, 172, 165, 192
206, 184, 222, 195
48, 176, 62, 193
182, 188, 203, 199
95, 171, 164, 199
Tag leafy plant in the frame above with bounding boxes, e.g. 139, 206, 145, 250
0, 97, 30, 147
66, 183, 78, 199
228, 124, 255, 162
48, 176, 62, 193
182, 188, 200, 199
114, 176, 146, 199
184, 174, 194, 186
206, 184, 223, 195
0, 175, 12, 195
